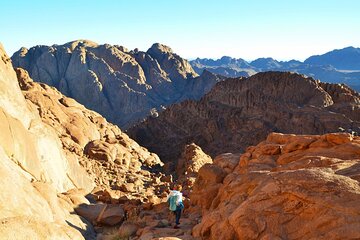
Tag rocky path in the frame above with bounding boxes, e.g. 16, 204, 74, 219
136, 213, 196, 240
96, 203, 199, 240
133, 204, 199, 240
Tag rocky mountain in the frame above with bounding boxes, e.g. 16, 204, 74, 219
0, 43, 174, 239
2, 40, 360, 239
129, 72, 360, 168
11, 40, 223, 129
16, 67, 165, 194
190, 132, 360, 239
0, 43, 93, 239
305, 46, 360, 70
191, 46, 360, 91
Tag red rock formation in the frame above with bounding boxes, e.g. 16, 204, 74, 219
176, 143, 213, 193
190, 132, 360, 240
129, 72, 360, 167
0, 43, 94, 239
0, 43, 173, 239
16, 67, 165, 199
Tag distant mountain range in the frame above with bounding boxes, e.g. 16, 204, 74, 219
12, 43, 360, 130
190, 46, 360, 91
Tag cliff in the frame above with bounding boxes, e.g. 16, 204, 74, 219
129, 72, 360, 170
11, 40, 223, 128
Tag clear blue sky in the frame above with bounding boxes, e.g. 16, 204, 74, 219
2, 0, 360, 61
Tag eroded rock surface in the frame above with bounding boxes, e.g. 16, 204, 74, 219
176, 143, 213, 191
191, 132, 360, 240
129, 72, 360, 164
0, 43, 95, 239
12, 40, 223, 128
16, 67, 166, 201
0, 43, 170, 239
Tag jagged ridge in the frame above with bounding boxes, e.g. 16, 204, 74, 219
129, 71, 360, 169
11, 40, 223, 128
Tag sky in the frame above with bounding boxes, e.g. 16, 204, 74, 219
2, 0, 360, 61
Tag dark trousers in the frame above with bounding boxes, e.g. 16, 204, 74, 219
173, 208, 182, 225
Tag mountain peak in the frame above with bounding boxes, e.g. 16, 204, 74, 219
305, 46, 360, 70
63, 39, 99, 50
148, 43, 173, 54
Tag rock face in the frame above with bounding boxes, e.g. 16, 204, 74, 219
191, 132, 360, 240
16, 67, 164, 196
0, 43, 169, 239
0, 43, 95, 239
176, 143, 213, 191
11, 40, 223, 128
191, 46, 360, 92
129, 72, 360, 164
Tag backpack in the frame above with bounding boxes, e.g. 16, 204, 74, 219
168, 195, 177, 211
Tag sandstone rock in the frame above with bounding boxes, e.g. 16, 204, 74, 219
0, 146, 95, 240
91, 187, 121, 204
213, 153, 240, 173
325, 132, 353, 144
175, 143, 212, 191
118, 221, 139, 239
191, 133, 360, 239
75, 203, 125, 226
0, 62, 92, 194
197, 164, 226, 184
15, 67, 165, 201
153, 237, 183, 240
0, 216, 85, 240
61, 188, 91, 207
0, 44, 169, 239
85, 140, 117, 162
0, 43, 36, 128
176, 143, 212, 177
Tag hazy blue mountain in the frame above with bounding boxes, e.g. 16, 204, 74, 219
190, 46, 360, 92
304, 46, 360, 70
191, 56, 251, 68
191, 56, 256, 78
250, 57, 282, 70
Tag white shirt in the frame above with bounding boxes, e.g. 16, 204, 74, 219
166, 190, 183, 206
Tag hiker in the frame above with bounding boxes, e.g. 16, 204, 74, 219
167, 184, 184, 229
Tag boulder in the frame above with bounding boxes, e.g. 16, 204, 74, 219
191, 133, 360, 239
118, 221, 139, 239
85, 140, 117, 162
75, 203, 125, 226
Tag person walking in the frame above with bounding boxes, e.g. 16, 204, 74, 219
167, 184, 184, 229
